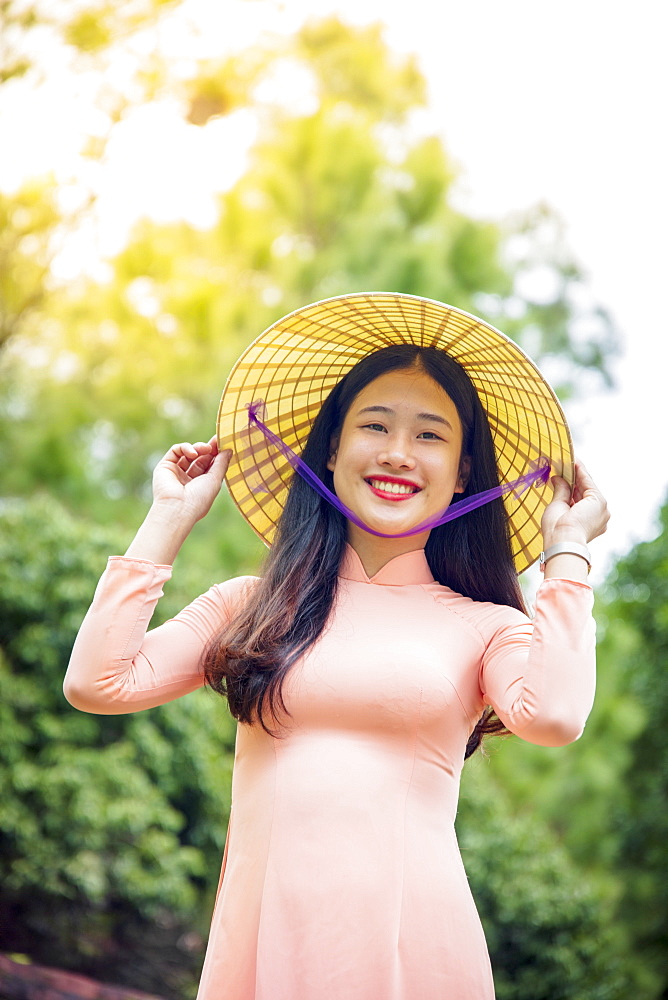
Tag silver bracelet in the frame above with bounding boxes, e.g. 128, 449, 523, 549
539, 541, 591, 574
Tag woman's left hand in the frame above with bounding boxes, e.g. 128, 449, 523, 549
541, 459, 610, 547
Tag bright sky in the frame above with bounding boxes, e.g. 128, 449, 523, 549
2, 0, 667, 582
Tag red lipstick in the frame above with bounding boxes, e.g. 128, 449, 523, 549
365, 475, 422, 502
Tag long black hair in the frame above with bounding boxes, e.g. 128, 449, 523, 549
203, 345, 527, 758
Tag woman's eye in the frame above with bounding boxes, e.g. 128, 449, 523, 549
364, 423, 387, 432
418, 431, 442, 440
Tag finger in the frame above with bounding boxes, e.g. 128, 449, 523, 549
189, 450, 230, 493
178, 441, 213, 468
188, 452, 217, 477
197, 448, 231, 483
164, 442, 199, 464
571, 487, 583, 506
184, 445, 231, 479
549, 475, 572, 504
216, 448, 232, 476
573, 459, 599, 495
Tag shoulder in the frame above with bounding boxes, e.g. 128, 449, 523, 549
169, 574, 260, 640
175, 573, 259, 620
211, 574, 260, 611
421, 580, 530, 645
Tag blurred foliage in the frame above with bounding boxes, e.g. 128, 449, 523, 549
0, 496, 239, 997
0, 0, 40, 84
0, 0, 185, 367
600, 501, 668, 995
0, 12, 615, 586
459, 499, 668, 999
0, 0, 180, 83
2, 492, 661, 998
296, 17, 426, 119
186, 49, 271, 125
0, 180, 60, 347
63, 0, 180, 56
458, 792, 635, 1000
0, 1, 647, 996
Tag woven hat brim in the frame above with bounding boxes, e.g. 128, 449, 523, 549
217, 292, 573, 574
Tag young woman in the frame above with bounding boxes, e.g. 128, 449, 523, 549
65, 293, 609, 1000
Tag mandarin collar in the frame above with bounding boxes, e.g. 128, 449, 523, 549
339, 543, 435, 586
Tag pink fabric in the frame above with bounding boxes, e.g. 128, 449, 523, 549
65, 546, 596, 1000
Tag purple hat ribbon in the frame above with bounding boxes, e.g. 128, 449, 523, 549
246, 400, 550, 539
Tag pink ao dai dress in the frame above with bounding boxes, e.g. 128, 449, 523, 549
65, 543, 596, 1000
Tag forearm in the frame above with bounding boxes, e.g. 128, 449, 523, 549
64, 557, 254, 715
124, 500, 197, 565
64, 556, 196, 714
482, 580, 596, 746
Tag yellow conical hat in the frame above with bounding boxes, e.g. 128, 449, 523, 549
218, 292, 573, 573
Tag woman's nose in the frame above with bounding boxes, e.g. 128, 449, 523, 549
377, 437, 417, 470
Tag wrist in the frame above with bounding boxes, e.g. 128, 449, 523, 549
541, 526, 589, 549
124, 501, 195, 564
149, 498, 199, 530
540, 541, 592, 577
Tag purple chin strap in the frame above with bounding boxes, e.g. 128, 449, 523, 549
246, 401, 551, 540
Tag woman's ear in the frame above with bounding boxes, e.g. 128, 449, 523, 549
455, 456, 471, 494
326, 435, 339, 473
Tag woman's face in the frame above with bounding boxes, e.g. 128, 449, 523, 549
327, 368, 469, 541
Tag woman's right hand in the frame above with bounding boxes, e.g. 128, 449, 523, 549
152, 436, 232, 524
124, 437, 232, 565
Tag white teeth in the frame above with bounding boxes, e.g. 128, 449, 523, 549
368, 479, 416, 495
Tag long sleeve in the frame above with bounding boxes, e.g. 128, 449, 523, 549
64, 556, 256, 715
479, 578, 596, 747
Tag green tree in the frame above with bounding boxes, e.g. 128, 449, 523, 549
0, 180, 61, 348
1, 492, 644, 997
457, 789, 635, 1000
0, 0, 180, 83
1, 16, 615, 561
597, 501, 668, 998
0, 5, 628, 993
458, 503, 668, 1000
0, 496, 239, 997
0, 0, 185, 361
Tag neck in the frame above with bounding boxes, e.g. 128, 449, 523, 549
346, 524, 431, 578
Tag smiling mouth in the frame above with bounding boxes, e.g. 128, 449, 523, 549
365, 478, 422, 500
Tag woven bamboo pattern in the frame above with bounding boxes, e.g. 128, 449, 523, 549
218, 293, 574, 574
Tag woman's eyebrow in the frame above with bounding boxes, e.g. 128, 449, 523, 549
356, 405, 453, 431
